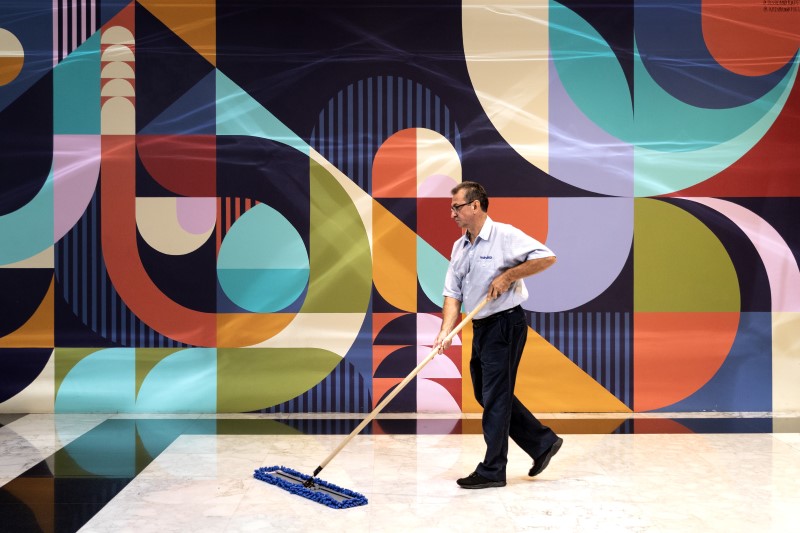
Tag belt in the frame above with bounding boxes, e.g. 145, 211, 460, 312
472, 305, 521, 328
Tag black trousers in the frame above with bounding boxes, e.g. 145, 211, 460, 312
470, 305, 559, 481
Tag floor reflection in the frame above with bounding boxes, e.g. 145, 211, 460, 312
1, 414, 799, 532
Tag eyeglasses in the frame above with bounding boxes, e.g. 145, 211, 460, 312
451, 201, 474, 213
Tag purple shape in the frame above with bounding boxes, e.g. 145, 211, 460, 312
176, 197, 216, 234
549, 60, 634, 197
525, 197, 633, 312
54, 135, 101, 241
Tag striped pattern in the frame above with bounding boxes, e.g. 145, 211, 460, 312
310, 75, 461, 192
215, 197, 258, 251
274, 417, 372, 436
262, 359, 372, 413
528, 311, 633, 408
55, 190, 188, 348
53, 0, 100, 65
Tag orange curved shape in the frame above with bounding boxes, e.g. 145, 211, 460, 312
372, 345, 400, 372
372, 129, 417, 198
372, 377, 403, 409
371, 312, 406, 342
101, 136, 216, 346
703, 0, 800, 76
0, 52, 24, 86
634, 312, 739, 412
216, 313, 296, 347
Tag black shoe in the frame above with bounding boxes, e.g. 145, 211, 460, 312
456, 472, 506, 489
529, 437, 563, 477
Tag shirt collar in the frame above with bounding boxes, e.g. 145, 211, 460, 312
464, 216, 494, 245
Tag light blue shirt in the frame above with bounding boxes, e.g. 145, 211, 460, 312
442, 217, 555, 319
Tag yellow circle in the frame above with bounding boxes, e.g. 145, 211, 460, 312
0, 28, 24, 85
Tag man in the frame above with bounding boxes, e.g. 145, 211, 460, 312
434, 181, 561, 489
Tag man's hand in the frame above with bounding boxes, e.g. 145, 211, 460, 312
489, 256, 556, 299
435, 296, 462, 354
488, 272, 512, 300
434, 329, 452, 354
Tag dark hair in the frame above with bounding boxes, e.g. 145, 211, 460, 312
451, 181, 489, 212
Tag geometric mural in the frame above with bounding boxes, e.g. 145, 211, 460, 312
1, 0, 798, 413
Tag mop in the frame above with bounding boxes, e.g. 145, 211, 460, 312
254, 297, 489, 509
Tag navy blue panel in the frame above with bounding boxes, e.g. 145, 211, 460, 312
374, 345, 418, 377
375, 198, 416, 232
0, 348, 51, 403
215, 0, 588, 198
659, 312, 772, 412
216, 136, 311, 248
0, 0, 52, 114
635, 0, 791, 108
375, 379, 417, 412
0, 72, 53, 216
373, 314, 417, 346
136, 229, 217, 314
135, 3, 215, 132
0, 269, 52, 338
140, 71, 217, 135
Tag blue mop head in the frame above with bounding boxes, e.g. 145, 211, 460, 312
253, 465, 368, 509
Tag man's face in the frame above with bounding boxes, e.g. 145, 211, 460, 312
450, 191, 477, 229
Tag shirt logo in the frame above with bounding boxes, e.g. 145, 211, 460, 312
480, 255, 493, 259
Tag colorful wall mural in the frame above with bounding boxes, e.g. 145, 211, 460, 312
1, 0, 798, 414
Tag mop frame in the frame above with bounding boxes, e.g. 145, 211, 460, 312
253, 465, 368, 509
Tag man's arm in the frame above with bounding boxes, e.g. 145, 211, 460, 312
488, 256, 556, 300
434, 296, 463, 354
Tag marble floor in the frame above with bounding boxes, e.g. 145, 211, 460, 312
1, 413, 799, 532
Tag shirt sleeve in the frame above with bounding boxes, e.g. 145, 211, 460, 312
442, 240, 463, 301
507, 226, 555, 263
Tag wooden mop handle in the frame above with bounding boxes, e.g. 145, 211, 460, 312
312, 297, 490, 477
